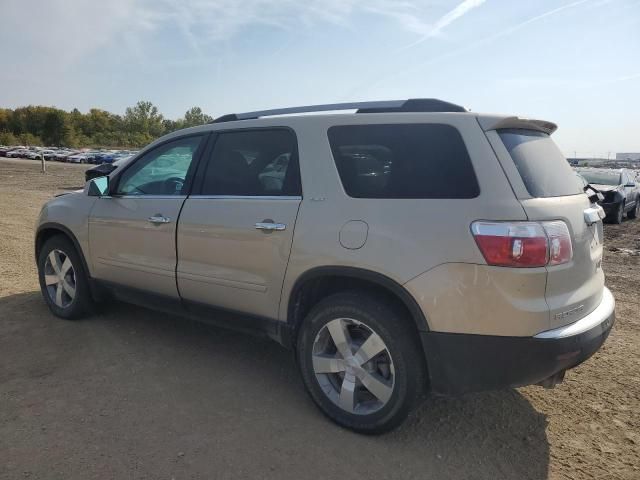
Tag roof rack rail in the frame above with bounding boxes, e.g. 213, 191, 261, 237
210, 98, 467, 123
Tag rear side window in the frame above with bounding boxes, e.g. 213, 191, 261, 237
200, 129, 301, 196
327, 124, 479, 199
498, 129, 582, 198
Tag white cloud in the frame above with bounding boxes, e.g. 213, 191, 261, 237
430, 0, 486, 35
2, 0, 482, 68
349, 0, 602, 97
397, 0, 486, 50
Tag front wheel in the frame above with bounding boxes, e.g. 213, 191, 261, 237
611, 202, 624, 224
296, 291, 427, 434
38, 235, 93, 319
627, 199, 639, 219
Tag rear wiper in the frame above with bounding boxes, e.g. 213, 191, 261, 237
584, 184, 604, 203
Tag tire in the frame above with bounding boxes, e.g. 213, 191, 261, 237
627, 198, 639, 219
610, 202, 624, 224
37, 234, 93, 320
296, 291, 427, 434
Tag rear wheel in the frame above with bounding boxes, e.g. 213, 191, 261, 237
627, 198, 639, 219
296, 291, 426, 434
38, 235, 93, 319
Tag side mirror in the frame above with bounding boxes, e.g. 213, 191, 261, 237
88, 176, 110, 197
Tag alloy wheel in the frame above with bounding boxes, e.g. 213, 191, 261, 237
44, 249, 76, 308
312, 318, 395, 415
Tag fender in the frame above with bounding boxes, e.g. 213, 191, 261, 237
35, 222, 93, 283
287, 265, 429, 332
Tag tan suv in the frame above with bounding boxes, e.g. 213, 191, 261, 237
35, 99, 615, 433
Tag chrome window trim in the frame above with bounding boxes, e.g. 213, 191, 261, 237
109, 195, 188, 200
188, 195, 302, 200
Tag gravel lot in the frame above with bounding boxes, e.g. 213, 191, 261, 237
1, 157, 638, 480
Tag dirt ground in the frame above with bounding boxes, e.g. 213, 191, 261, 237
0, 157, 638, 480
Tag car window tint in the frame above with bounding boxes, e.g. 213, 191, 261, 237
327, 124, 479, 199
498, 129, 583, 197
116, 136, 203, 195
201, 129, 300, 196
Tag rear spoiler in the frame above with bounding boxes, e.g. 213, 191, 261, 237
477, 116, 558, 135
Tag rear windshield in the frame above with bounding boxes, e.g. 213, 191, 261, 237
328, 124, 479, 199
498, 129, 582, 198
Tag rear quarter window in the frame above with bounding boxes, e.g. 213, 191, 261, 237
327, 124, 479, 199
498, 129, 582, 198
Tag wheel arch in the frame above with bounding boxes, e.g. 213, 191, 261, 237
35, 223, 91, 280
286, 266, 430, 342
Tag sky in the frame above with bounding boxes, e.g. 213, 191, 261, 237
1, 0, 638, 156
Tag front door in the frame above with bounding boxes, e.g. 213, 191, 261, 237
177, 128, 302, 319
89, 135, 205, 297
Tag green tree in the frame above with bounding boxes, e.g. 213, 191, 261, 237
62, 122, 79, 148
0, 131, 18, 145
0, 101, 214, 148
124, 101, 164, 137
163, 118, 184, 133
183, 106, 212, 128
18, 132, 43, 146
42, 110, 67, 146
0, 109, 11, 132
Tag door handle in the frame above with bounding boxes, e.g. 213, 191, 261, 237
255, 221, 286, 231
148, 215, 171, 224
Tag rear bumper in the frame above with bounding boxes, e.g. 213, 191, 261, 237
421, 288, 615, 395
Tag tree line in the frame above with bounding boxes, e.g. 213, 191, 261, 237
0, 101, 213, 148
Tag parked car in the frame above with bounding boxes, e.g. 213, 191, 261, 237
99, 152, 118, 164
35, 98, 614, 433
52, 150, 79, 162
67, 152, 92, 164
577, 168, 639, 223
43, 150, 60, 161
6, 148, 29, 158
26, 149, 54, 160
84, 155, 135, 181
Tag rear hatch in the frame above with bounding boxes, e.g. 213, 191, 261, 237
484, 121, 605, 330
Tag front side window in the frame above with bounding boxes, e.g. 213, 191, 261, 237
201, 129, 300, 196
116, 136, 203, 195
328, 124, 479, 199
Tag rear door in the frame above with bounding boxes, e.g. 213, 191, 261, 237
176, 128, 302, 319
487, 128, 604, 330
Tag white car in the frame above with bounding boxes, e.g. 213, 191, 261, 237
6, 148, 29, 158
26, 150, 54, 160
66, 153, 90, 164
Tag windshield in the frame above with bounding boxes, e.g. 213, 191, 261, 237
579, 171, 621, 186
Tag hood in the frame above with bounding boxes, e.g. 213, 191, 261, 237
54, 189, 84, 198
590, 184, 620, 192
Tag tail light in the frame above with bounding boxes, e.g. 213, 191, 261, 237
471, 221, 573, 268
